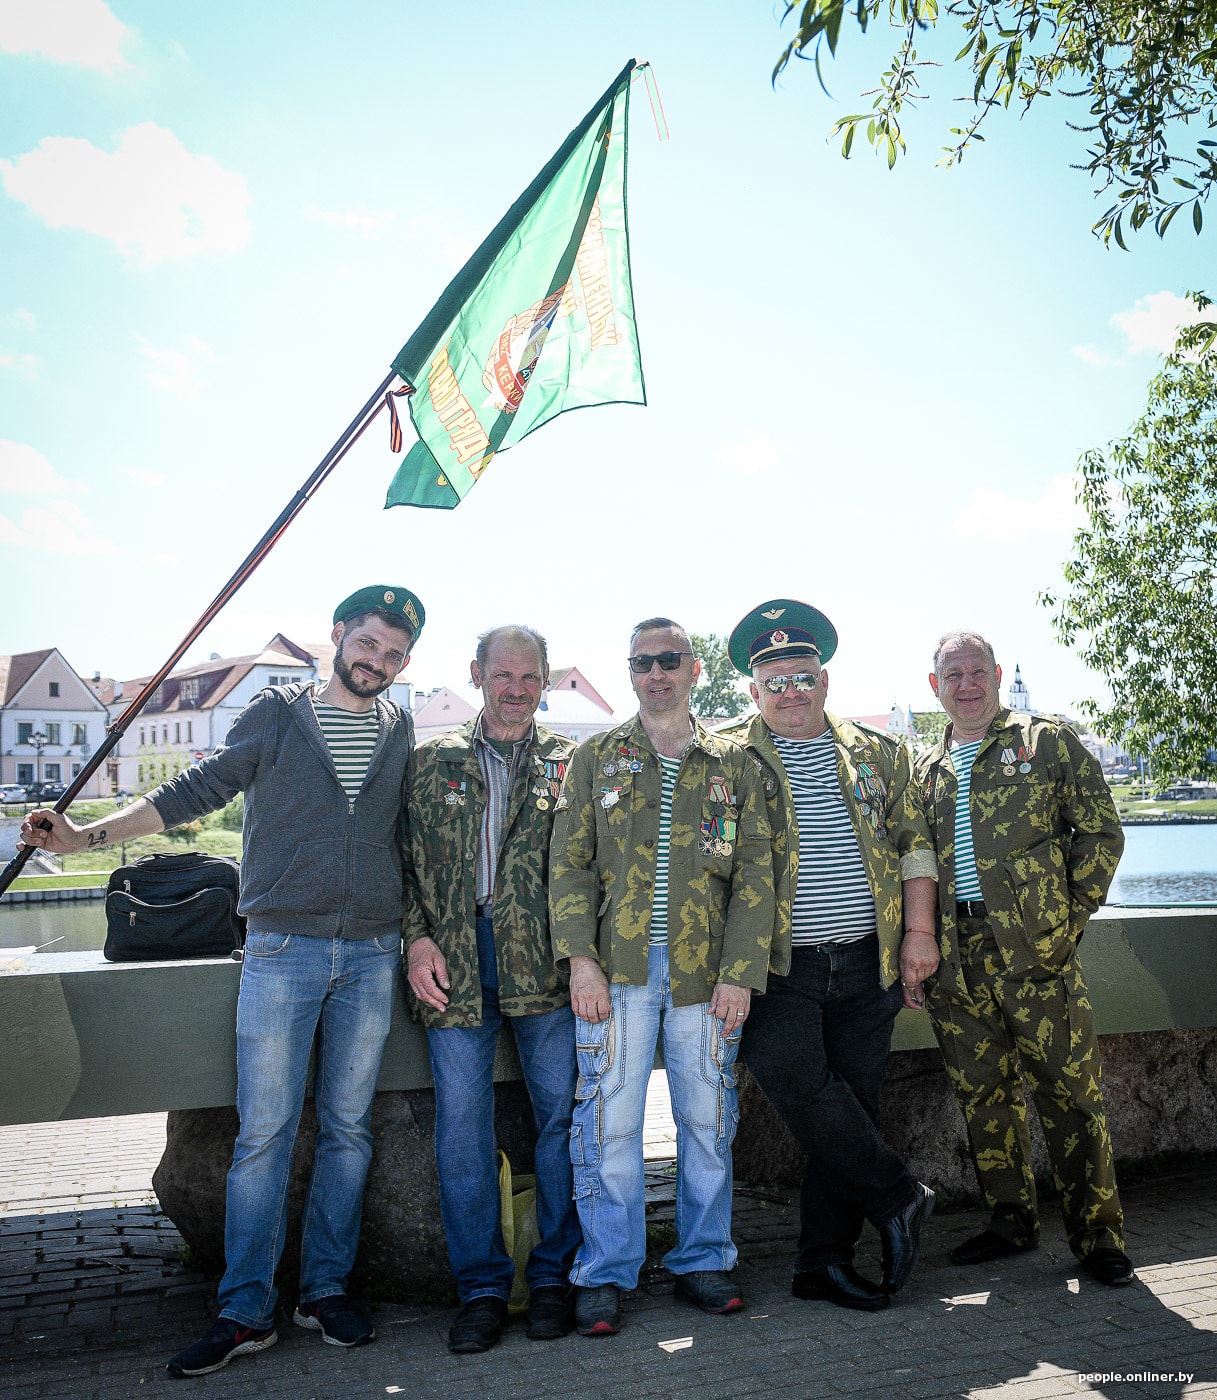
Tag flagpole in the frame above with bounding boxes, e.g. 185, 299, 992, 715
0, 369, 401, 896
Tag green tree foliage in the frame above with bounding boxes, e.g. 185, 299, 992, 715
911, 709, 948, 748
1044, 313, 1217, 778
774, 0, 1217, 245
690, 632, 750, 721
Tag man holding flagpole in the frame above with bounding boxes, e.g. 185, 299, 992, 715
23, 586, 423, 1378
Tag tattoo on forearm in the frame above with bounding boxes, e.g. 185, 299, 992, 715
87, 829, 107, 848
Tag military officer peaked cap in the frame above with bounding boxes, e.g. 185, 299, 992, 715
728, 598, 838, 675
333, 585, 426, 640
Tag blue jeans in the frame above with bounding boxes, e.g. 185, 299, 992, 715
742, 937, 912, 1271
218, 931, 399, 1328
569, 942, 741, 1290
427, 916, 580, 1303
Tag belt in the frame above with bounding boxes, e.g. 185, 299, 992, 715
475, 901, 492, 919
956, 899, 987, 919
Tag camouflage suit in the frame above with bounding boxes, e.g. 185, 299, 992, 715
917, 708, 1126, 1258
404, 715, 580, 1305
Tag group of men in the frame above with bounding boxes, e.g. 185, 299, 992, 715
21, 587, 1133, 1380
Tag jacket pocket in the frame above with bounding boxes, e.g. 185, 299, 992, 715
1004, 836, 1072, 963
352, 838, 404, 922
258, 839, 345, 916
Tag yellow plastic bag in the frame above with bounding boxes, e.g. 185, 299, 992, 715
498, 1149, 539, 1314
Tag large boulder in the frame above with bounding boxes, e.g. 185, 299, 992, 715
153, 1081, 539, 1305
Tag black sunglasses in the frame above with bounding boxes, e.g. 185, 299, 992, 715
628, 651, 691, 674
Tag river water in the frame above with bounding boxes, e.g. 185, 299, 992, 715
1, 824, 1214, 954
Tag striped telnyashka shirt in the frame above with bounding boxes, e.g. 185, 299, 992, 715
313, 698, 380, 806
648, 754, 682, 944
772, 730, 876, 945
474, 722, 529, 908
948, 738, 985, 900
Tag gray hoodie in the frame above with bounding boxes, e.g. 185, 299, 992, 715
148, 683, 412, 940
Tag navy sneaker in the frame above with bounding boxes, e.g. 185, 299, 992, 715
293, 1294, 375, 1347
166, 1317, 278, 1377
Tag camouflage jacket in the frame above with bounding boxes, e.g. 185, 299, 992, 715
549, 714, 775, 1006
403, 716, 577, 1029
719, 712, 937, 989
915, 708, 1124, 986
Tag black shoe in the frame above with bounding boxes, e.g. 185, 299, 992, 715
166, 1317, 278, 1377
792, 1263, 890, 1312
1081, 1247, 1135, 1287
293, 1294, 375, 1347
673, 1270, 744, 1314
880, 1182, 935, 1293
951, 1229, 1036, 1266
575, 1283, 622, 1336
525, 1285, 574, 1340
447, 1296, 508, 1354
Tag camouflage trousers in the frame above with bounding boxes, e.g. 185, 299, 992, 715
927, 914, 1124, 1259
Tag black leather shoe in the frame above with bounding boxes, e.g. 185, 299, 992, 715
951, 1229, 1036, 1266
1081, 1248, 1135, 1286
880, 1182, 935, 1293
673, 1270, 744, 1314
525, 1285, 574, 1340
447, 1296, 508, 1354
575, 1284, 622, 1336
792, 1263, 890, 1312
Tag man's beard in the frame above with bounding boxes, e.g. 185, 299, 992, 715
332, 644, 390, 698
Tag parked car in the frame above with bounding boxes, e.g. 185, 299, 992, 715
25, 782, 67, 804
0, 783, 28, 803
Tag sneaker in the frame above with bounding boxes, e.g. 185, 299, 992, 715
575, 1283, 622, 1336
525, 1285, 574, 1340
448, 1295, 508, 1354
293, 1294, 375, 1347
166, 1317, 278, 1378
673, 1270, 744, 1314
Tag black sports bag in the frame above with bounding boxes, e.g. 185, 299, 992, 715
103, 851, 245, 962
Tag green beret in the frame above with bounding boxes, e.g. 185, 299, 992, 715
333, 585, 425, 639
728, 598, 838, 674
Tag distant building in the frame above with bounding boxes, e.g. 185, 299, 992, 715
0, 648, 110, 796
845, 704, 914, 739
547, 666, 613, 715
536, 686, 614, 743
412, 686, 478, 743
1007, 664, 1031, 713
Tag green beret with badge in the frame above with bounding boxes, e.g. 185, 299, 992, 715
333, 585, 425, 640
728, 598, 838, 675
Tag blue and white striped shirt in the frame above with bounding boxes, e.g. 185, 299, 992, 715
649, 754, 682, 944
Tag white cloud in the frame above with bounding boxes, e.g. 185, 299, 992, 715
302, 202, 392, 238
0, 498, 117, 555
1074, 290, 1208, 365
0, 0, 130, 71
0, 348, 41, 379
0, 439, 83, 494
949, 474, 1085, 540
719, 430, 780, 475
5, 308, 37, 330
136, 334, 211, 398
0, 123, 251, 262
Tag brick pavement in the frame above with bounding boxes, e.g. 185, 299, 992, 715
3, 1112, 1217, 1396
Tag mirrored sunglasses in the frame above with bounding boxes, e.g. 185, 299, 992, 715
760, 672, 820, 694
628, 650, 691, 674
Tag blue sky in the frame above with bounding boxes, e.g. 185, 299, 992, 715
0, 0, 1210, 722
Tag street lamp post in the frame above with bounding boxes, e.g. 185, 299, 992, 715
22, 730, 47, 799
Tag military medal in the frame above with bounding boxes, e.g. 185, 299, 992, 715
536, 797, 550, 810
1004, 765, 1016, 776
601, 787, 621, 809
603, 762, 618, 777
1019, 762, 1031, 773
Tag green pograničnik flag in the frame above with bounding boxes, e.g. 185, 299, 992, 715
384, 59, 646, 510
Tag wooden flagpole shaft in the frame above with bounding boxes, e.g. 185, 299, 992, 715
0, 369, 401, 896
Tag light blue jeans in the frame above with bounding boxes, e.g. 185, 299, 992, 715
218, 931, 399, 1329
569, 942, 742, 1290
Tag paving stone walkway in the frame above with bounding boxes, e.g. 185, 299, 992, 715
2, 1109, 1217, 1397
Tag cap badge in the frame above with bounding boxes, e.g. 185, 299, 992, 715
770, 629, 788, 647
383, 590, 395, 604
761, 608, 786, 620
